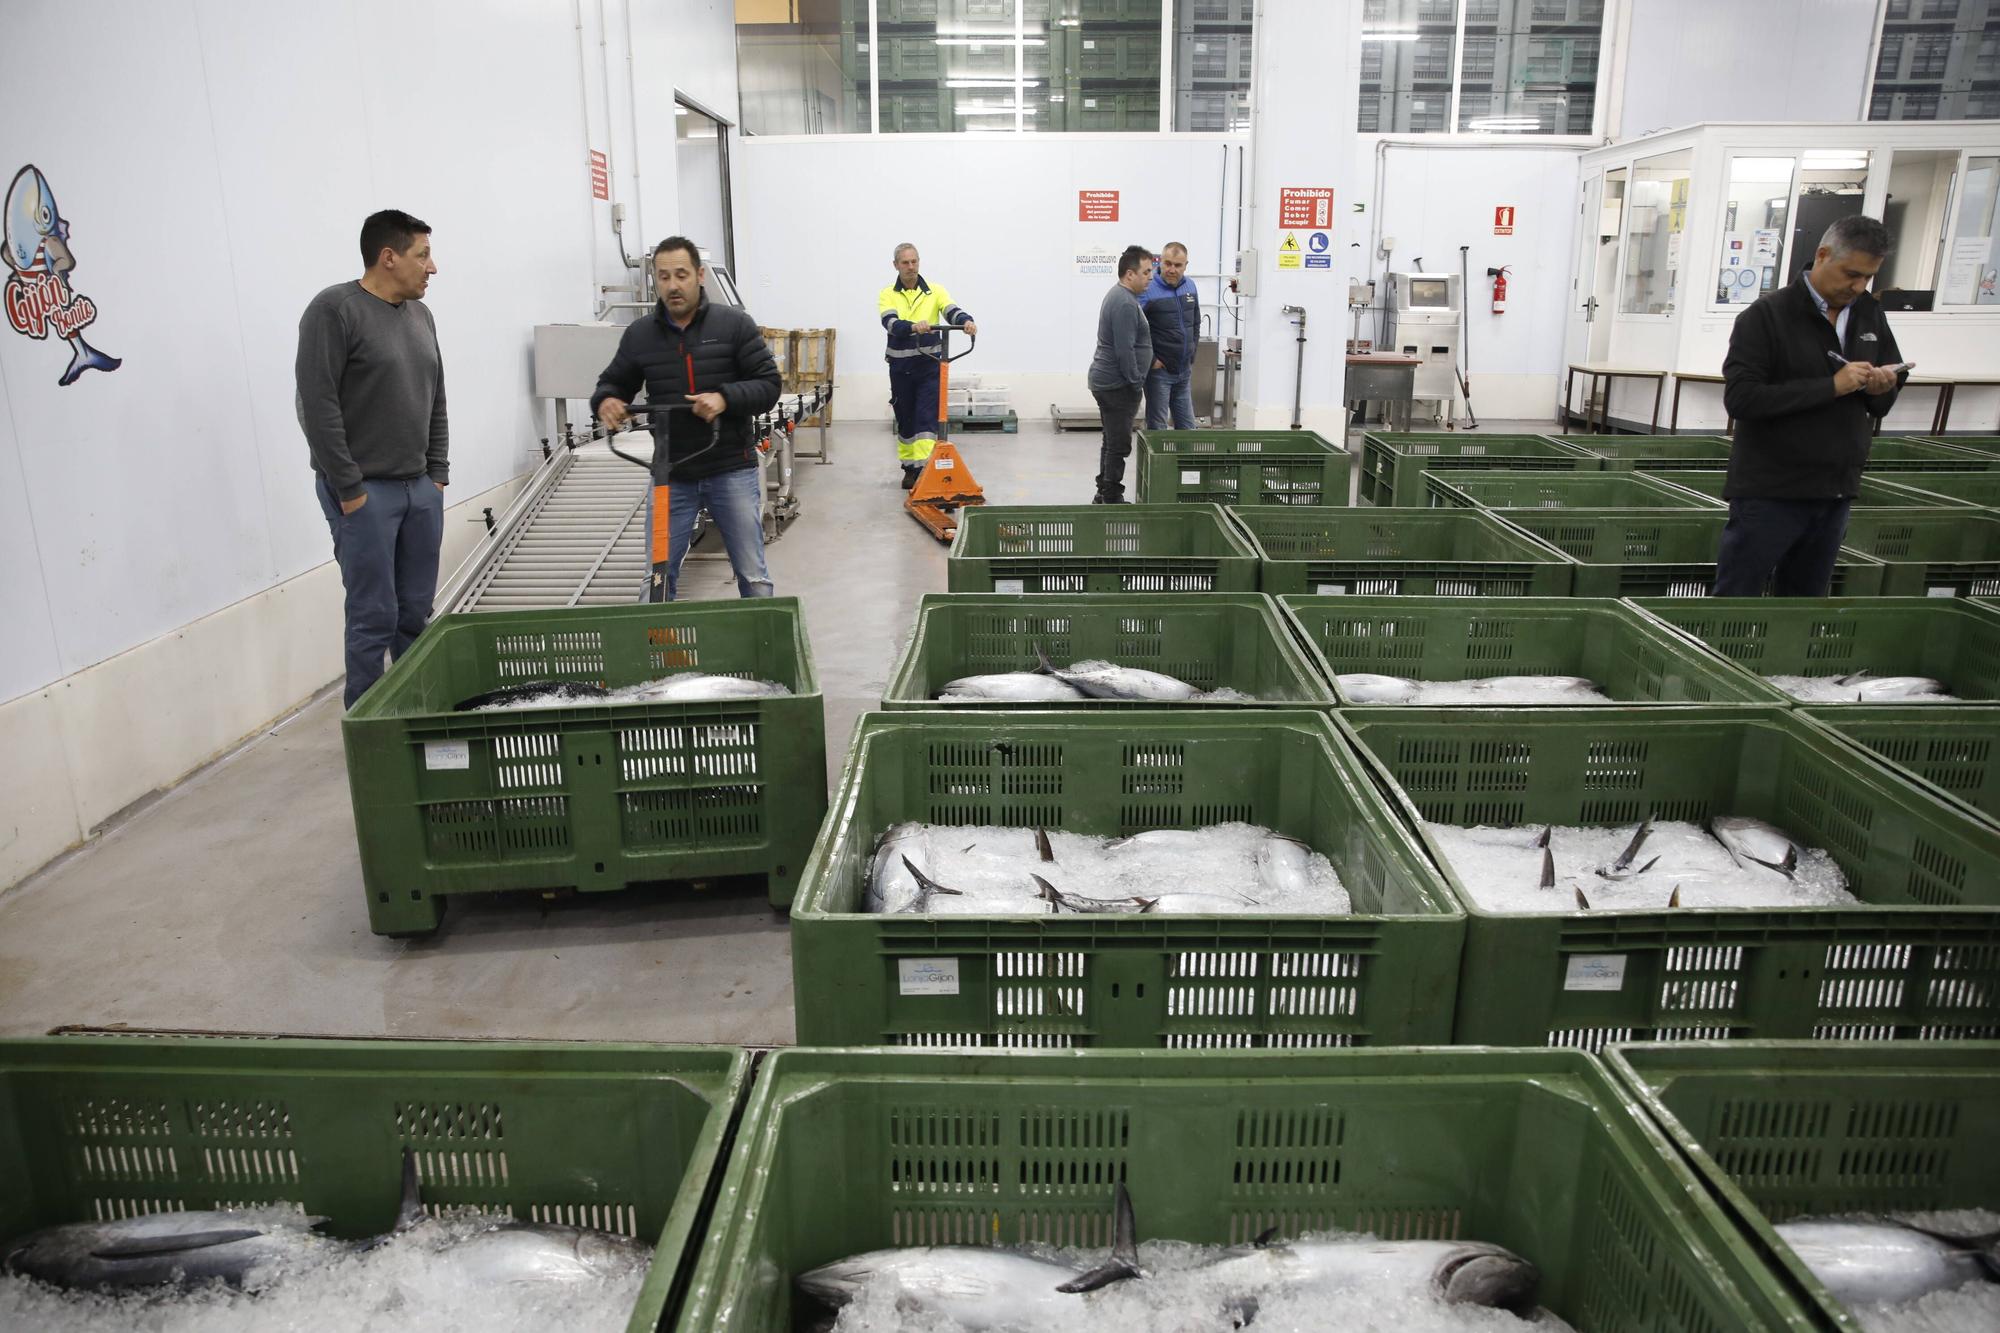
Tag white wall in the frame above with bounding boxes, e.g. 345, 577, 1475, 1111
733, 133, 1244, 421
0, 0, 736, 888
1615, 0, 1881, 136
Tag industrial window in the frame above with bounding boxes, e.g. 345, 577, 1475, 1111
735, 1, 1253, 136
1869, 0, 2000, 120
1358, 0, 1609, 137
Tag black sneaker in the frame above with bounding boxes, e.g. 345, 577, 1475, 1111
901, 464, 922, 490
1092, 493, 1130, 504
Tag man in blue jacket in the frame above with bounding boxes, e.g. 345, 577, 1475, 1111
1139, 241, 1201, 430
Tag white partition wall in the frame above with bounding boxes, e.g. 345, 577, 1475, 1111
1567, 121, 2000, 434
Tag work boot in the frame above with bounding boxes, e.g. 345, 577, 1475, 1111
901, 463, 922, 490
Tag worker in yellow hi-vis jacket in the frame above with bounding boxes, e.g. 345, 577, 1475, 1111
879, 242, 976, 489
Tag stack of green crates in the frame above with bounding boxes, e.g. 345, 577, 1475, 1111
1424, 468, 1721, 509
881, 593, 1334, 708
788, 710, 1463, 1048
1836, 507, 2000, 596
1609, 1041, 2000, 1331
1491, 508, 1885, 596
1134, 427, 1349, 506
1229, 506, 1576, 596
342, 599, 827, 934
1282, 596, 1775, 706
0, 1036, 749, 1333
1549, 433, 1734, 471
1647, 468, 1945, 507
1630, 595, 2000, 706
1358, 431, 1596, 506
946, 504, 1259, 594
1339, 706, 2000, 1048
675, 1047, 1819, 1331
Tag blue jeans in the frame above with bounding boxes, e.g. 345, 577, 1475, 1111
1712, 497, 1854, 596
315, 475, 444, 708
654, 465, 773, 600
1145, 364, 1196, 430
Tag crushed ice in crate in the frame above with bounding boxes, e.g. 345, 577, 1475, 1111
1843, 1279, 2000, 1333
866, 823, 1349, 915
823, 1235, 1575, 1333
0, 1212, 650, 1333
1423, 818, 1858, 912
1338, 674, 1613, 705
1764, 674, 1958, 704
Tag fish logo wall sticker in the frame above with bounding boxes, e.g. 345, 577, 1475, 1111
4, 164, 121, 385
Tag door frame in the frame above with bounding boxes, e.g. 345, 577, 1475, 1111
675, 90, 737, 276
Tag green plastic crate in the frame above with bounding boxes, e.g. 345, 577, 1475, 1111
1492, 509, 1885, 597
341, 600, 828, 933
674, 1047, 1817, 1333
1850, 469, 2000, 506
881, 593, 1335, 709
1424, 469, 1722, 510
1631, 596, 2000, 705
1134, 428, 1349, 506
788, 710, 1463, 1048
1834, 506, 2000, 596
1608, 1041, 2000, 1331
1228, 506, 1576, 597
1547, 433, 1736, 471
1645, 470, 1943, 507
1860, 436, 1997, 471
1801, 705, 2000, 829
0, 1036, 749, 1333
1358, 432, 1597, 506
1338, 706, 2000, 1049
1281, 596, 1776, 707
947, 505, 1259, 595
1919, 433, 2000, 455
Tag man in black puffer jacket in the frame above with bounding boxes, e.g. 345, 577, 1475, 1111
592, 235, 782, 600
1715, 214, 1906, 596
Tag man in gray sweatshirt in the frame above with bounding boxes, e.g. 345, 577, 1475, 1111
296, 210, 448, 708
1086, 245, 1155, 502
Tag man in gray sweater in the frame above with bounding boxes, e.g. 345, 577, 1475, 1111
1086, 245, 1155, 502
295, 210, 448, 708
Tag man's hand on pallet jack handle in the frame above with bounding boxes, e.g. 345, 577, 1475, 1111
686, 391, 727, 422
597, 397, 631, 432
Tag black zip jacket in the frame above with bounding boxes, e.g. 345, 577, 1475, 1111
1721, 276, 1905, 500
589, 293, 782, 482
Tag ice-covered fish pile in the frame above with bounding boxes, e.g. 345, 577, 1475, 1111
1338, 674, 1612, 705
1423, 815, 1860, 913
938, 647, 1252, 704
1775, 1210, 2000, 1333
867, 822, 1349, 915
800, 1188, 1567, 1332
456, 672, 791, 711
1765, 670, 1959, 704
0, 1154, 651, 1332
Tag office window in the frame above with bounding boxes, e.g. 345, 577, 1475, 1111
738, 1, 1249, 135
1879, 148, 1958, 300
1869, 0, 2000, 120
1946, 154, 2000, 304
1713, 157, 1794, 306
1621, 149, 1692, 314
1358, 0, 1608, 137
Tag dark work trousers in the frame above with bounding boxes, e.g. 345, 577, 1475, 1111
888, 355, 941, 465
316, 474, 444, 707
1090, 382, 1144, 500
1711, 497, 1854, 596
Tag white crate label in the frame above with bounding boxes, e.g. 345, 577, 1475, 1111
898, 958, 961, 996
1317, 583, 1350, 595
934, 457, 954, 469
1927, 586, 1956, 597
424, 740, 471, 771
1181, 469, 1202, 484
994, 578, 1026, 594
1563, 954, 1627, 992
1084, 39, 1096, 49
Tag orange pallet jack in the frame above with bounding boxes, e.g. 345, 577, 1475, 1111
905, 329, 985, 542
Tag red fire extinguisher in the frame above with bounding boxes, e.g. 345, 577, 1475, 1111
1488, 265, 1510, 315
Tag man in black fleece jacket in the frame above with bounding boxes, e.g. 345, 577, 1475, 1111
593, 236, 782, 600
1715, 214, 1906, 596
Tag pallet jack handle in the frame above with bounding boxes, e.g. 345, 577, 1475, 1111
605, 400, 719, 603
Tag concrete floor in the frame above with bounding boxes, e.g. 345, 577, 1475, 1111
0, 416, 1092, 1045
0, 415, 1545, 1045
